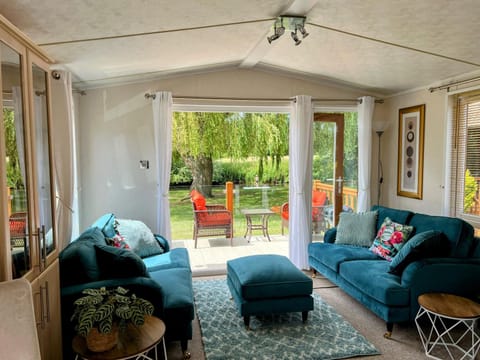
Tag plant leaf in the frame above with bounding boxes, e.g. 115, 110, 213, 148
94, 303, 114, 322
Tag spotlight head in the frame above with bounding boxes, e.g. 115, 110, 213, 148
291, 31, 301, 46
276, 25, 285, 36
267, 33, 280, 44
298, 25, 309, 39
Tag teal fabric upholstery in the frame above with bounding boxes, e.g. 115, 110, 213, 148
335, 210, 378, 247
60, 214, 193, 359
227, 255, 312, 300
94, 244, 148, 279
59, 227, 106, 287
227, 255, 313, 321
388, 231, 450, 275
308, 205, 480, 332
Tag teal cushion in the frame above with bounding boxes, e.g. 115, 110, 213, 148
227, 255, 312, 300
389, 230, 450, 275
144, 248, 190, 273
335, 210, 378, 247
94, 244, 148, 279
369, 217, 414, 261
116, 219, 164, 258
91, 213, 117, 238
59, 227, 106, 286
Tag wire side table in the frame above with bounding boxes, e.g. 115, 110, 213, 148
415, 293, 480, 360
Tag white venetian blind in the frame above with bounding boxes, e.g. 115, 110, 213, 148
450, 89, 480, 230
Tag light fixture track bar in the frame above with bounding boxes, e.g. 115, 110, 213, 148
428, 76, 480, 92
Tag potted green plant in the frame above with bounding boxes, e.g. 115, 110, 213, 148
71, 286, 154, 352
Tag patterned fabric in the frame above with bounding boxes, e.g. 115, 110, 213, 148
369, 217, 414, 261
106, 233, 130, 250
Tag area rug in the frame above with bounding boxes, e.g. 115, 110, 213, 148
193, 279, 380, 360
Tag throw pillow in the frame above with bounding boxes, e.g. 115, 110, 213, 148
191, 189, 207, 210
106, 233, 130, 250
388, 230, 450, 275
335, 210, 378, 247
369, 217, 414, 261
94, 244, 148, 279
116, 219, 164, 258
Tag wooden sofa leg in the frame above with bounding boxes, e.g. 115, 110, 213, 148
311, 269, 317, 278
384, 322, 393, 339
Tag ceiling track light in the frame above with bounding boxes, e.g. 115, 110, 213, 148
267, 15, 308, 45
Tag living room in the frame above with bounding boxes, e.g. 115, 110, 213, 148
1, 1, 480, 359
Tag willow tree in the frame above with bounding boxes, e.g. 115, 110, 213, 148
172, 112, 289, 196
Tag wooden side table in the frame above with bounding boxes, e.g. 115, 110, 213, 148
73, 316, 167, 360
415, 293, 480, 360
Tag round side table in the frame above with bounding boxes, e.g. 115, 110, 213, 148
73, 316, 167, 360
415, 293, 480, 360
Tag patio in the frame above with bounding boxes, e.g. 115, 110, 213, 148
171, 233, 324, 276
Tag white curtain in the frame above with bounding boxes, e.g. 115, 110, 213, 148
51, 70, 76, 249
288, 95, 314, 269
12, 87, 26, 183
357, 96, 375, 212
152, 91, 173, 244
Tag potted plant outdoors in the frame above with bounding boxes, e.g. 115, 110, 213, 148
71, 286, 154, 352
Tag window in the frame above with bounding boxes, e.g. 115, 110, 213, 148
450, 90, 480, 234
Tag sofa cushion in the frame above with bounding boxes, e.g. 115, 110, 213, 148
191, 190, 207, 210
369, 217, 414, 261
389, 231, 450, 275
116, 219, 165, 258
335, 210, 378, 247
59, 227, 106, 287
408, 213, 473, 257
144, 248, 191, 273
94, 244, 148, 279
91, 213, 117, 238
308, 242, 379, 273
371, 205, 414, 232
339, 260, 409, 306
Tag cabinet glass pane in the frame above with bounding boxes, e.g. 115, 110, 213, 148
31, 64, 54, 256
1, 41, 31, 278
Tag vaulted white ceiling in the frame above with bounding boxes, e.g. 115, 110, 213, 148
1, 0, 479, 95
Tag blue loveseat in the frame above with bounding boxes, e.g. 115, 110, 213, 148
59, 214, 194, 359
308, 205, 480, 337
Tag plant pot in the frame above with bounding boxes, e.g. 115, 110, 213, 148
86, 325, 119, 352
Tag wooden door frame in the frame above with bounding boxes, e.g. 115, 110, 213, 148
313, 113, 344, 226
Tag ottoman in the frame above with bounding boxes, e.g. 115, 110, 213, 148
227, 254, 314, 328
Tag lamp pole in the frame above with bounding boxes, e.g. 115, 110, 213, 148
376, 130, 384, 205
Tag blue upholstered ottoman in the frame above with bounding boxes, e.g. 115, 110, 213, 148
227, 254, 314, 328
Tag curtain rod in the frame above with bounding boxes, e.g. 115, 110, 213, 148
144, 93, 383, 104
428, 76, 480, 93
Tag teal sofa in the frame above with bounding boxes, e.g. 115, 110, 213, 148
59, 214, 194, 359
308, 205, 480, 337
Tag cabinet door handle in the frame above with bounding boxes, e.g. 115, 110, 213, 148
36, 227, 43, 271
44, 281, 50, 323
41, 224, 47, 264
38, 286, 46, 329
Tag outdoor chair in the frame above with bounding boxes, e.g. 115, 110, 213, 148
281, 190, 329, 234
9, 211, 27, 248
190, 190, 233, 248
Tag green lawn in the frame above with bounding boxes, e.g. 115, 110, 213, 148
169, 185, 289, 240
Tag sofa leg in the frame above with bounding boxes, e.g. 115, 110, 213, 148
181, 339, 191, 359
384, 322, 393, 339
302, 311, 309, 323
244, 315, 251, 330
311, 269, 317, 278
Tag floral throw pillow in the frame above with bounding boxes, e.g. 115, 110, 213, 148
106, 233, 131, 250
369, 217, 414, 261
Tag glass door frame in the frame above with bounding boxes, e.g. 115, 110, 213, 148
313, 113, 344, 226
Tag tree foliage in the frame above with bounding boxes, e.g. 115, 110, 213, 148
3, 108, 23, 188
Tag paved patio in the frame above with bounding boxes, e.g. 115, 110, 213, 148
171, 233, 324, 276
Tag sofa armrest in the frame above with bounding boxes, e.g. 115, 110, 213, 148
154, 234, 170, 252
401, 258, 480, 293
323, 227, 337, 244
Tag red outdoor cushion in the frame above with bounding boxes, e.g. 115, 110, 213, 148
191, 190, 207, 210
197, 212, 231, 226
312, 190, 327, 206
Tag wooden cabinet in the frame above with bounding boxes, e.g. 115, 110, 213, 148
0, 15, 62, 358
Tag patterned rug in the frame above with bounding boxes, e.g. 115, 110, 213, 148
193, 279, 380, 360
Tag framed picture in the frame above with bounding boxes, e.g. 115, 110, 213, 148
397, 104, 425, 199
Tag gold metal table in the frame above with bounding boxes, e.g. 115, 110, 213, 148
240, 208, 275, 242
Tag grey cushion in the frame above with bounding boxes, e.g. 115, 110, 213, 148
116, 219, 164, 258
335, 210, 378, 247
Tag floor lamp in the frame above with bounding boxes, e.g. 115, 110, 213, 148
376, 130, 384, 206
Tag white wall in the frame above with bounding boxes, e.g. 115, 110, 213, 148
380, 89, 447, 215
76, 68, 384, 231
